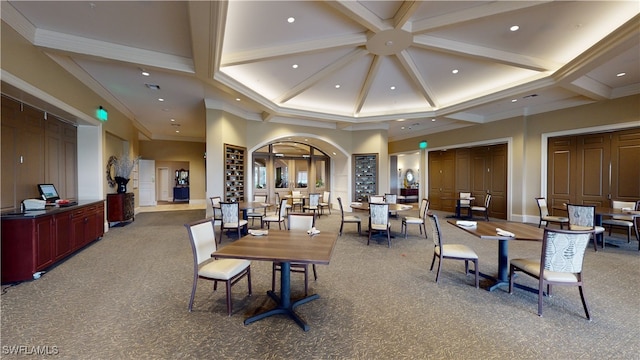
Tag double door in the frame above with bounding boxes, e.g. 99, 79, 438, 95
547, 128, 640, 211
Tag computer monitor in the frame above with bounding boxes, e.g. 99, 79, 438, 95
37, 184, 60, 203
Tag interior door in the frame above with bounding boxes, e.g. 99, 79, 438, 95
158, 167, 169, 201
139, 159, 156, 206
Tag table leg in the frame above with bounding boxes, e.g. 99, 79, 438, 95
243, 262, 319, 331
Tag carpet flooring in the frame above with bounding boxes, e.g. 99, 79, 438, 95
1, 207, 639, 359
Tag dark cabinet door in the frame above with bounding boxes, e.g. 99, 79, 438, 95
53, 212, 72, 260
34, 217, 53, 271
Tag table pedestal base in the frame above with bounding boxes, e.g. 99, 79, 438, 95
243, 262, 318, 331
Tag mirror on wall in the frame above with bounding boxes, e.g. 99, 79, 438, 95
404, 169, 415, 187
175, 168, 189, 186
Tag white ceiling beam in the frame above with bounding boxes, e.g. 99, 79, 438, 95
396, 50, 437, 108
393, 1, 421, 30
277, 48, 369, 103
221, 33, 367, 67
412, 35, 558, 72
188, 1, 224, 80
323, 0, 391, 33
411, 1, 551, 33
562, 77, 610, 100
354, 55, 382, 115
33, 29, 194, 74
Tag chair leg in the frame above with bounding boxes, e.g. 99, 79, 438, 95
578, 284, 591, 320
188, 276, 198, 312
339, 221, 344, 236
473, 259, 479, 288
537, 280, 544, 317
430, 252, 437, 271
226, 280, 233, 316
387, 228, 391, 248
312, 264, 318, 281
435, 256, 442, 283
357, 222, 361, 235
508, 265, 515, 294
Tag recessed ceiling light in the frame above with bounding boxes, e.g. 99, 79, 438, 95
390, 86, 396, 90
401, 126, 405, 130
235, 98, 241, 101
141, 71, 150, 76
292, 64, 299, 69
175, 130, 180, 133
616, 72, 626, 77
158, 98, 164, 102
397, 119, 405, 122
287, 17, 295, 23
335, 84, 341, 89
452, 69, 459, 74
511, 99, 518, 103
332, 152, 336, 156
170, 118, 175, 122
510, 25, 520, 32
431, 118, 436, 122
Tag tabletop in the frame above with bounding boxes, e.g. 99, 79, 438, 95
447, 220, 544, 241
350, 202, 413, 212
236, 201, 272, 210
213, 230, 338, 264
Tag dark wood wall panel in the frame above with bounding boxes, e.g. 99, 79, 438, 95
548, 128, 639, 210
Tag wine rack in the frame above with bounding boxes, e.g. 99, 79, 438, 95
353, 153, 378, 202
224, 144, 246, 202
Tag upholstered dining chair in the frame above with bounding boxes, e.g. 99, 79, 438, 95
185, 217, 252, 315
291, 190, 304, 211
219, 202, 248, 242
209, 196, 222, 226
535, 197, 569, 229
319, 191, 331, 215
601, 200, 639, 244
246, 194, 268, 227
471, 193, 491, 221
303, 193, 320, 216
369, 195, 385, 204
401, 198, 429, 238
385, 193, 398, 217
337, 197, 361, 236
272, 213, 317, 296
426, 213, 479, 288
368, 203, 391, 247
509, 228, 593, 319
262, 198, 288, 229
458, 192, 473, 218
566, 204, 605, 251
275, 192, 291, 215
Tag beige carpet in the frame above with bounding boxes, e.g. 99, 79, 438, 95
2, 208, 639, 359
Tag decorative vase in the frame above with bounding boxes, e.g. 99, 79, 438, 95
115, 177, 129, 194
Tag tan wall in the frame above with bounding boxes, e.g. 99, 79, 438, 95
139, 140, 206, 202
389, 94, 640, 221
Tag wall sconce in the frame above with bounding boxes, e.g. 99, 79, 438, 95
96, 106, 108, 121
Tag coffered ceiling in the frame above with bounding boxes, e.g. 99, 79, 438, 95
2, 1, 639, 143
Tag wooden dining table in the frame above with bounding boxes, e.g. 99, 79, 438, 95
447, 219, 544, 292
212, 229, 338, 331
349, 202, 413, 212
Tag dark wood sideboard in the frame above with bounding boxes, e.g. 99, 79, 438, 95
1, 200, 105, 284
107, 193, 134, 226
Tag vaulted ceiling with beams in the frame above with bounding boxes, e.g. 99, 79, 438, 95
2, 1, 639, 143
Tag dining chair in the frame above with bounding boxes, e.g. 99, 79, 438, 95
470, 193, 491, 221
219, 202, 248, 242
246, 194, 268, 227
385, 193, 398, 217
601, 200, 639, 244
535, 197, 568, 229
458, 192, 473, 218
369, 195, 385, 204
368, 203, 391, 247
185, 217, 252, 315
291, 190, 304, 211
272, 213, 317, 296
303, 193, 320, 216
566, 204, 605, 251
426, 213, 479, 288
209, 196, 222, 226
275, 192, 291, 215
509, 228, 593, 319
262, 198, 288, 229
337, 197, 361, 236
319, 191, 331, 215
401, 198, 429, 238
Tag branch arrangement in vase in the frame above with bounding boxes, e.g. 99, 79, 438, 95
113, 154, 140, 179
